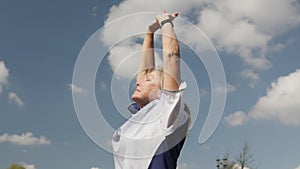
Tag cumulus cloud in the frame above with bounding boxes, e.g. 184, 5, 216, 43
198, 0, 300, 71
100, 0, 300, 78
226, 69, 300, 126
69, 83, 86, 94
249, 69, 300, 125
226, 84, 236, 93
225, 111, 248, 126
20, 162, 36, 169
240, 69, 259, 81
90, 167, 100, 169
0, 61, 9, 83
0, 132, 51, 145
107, 43, 142, 78
8, 92, 24, 107
0, 61, 9, 94
214, 83, 236, 94
240, 69, 260, 87
198, 7, 271, 70
295, 164, 300, 169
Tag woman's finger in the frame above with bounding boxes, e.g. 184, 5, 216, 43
170, 12, 179, 20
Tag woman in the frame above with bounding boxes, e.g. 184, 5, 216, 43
112, 11, 189, 169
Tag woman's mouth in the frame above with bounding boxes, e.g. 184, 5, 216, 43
135, 88, 141, 92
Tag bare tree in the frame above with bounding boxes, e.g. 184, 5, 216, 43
235, 142, 255, 169
216, 143, 257, 169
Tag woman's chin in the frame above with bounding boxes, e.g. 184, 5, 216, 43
132, 94, 145, 104
131, 94, 139, 102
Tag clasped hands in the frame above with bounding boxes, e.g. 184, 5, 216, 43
147, 10, 179, 33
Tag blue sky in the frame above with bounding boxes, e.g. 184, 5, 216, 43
1, 0, 300, 169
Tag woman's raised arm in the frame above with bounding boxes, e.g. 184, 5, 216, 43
136, 20, 160, 82
156, 11, 181, 91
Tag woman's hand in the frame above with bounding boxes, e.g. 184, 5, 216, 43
147, 20, 160, 33
155, 10, 178, 25
147, 11, 179, 33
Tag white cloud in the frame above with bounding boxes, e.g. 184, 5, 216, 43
226, 84, 236, 93
226, 69, 300, 126
107, 43, 141, 78
90, 167, 100, 169
214, 83, 236, 94
8, 92, 24, 107
240, 69, 259, 81
295, 164, 300, 169
200, 0, 300, 70
0, 61, 9, 94
20, 162, 36, 169
240, 69, 260, 87
270, 43, 285, 53
101, 0, 300, 78
91, 6, 98, 16
0, 61, 9, 84
249, 69, 300, 125
198, 7, 271, 70
69, 83, 86, 94
225, 111, 248, 126
0, 132, 51, 145
0, 62, 25, 105
99, 0, 213, 78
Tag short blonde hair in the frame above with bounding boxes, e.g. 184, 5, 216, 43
153, 68, 164, 89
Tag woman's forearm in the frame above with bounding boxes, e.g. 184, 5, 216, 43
137, 31, 155, 82
161, 22, 181, 91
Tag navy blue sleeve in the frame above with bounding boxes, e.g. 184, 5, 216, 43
148, 122, 188, 169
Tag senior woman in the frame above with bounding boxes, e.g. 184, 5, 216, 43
112, 11, 190, 169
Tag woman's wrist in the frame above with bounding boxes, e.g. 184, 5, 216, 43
160, 18, 174, 28
146, 26, 155, 34
155, 11, 178, 28
146, 30, 154, 35
147, 20, 160, 33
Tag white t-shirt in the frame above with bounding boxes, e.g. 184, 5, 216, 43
112, 82, 188, 169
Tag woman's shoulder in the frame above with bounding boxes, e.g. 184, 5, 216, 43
160, 81, 187, 96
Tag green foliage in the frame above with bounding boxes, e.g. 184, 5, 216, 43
6, 163, 26, 169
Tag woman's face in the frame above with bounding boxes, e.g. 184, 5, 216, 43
131, 71, 161, 107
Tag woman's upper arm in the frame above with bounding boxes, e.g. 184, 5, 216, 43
162, 52, 181, 91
